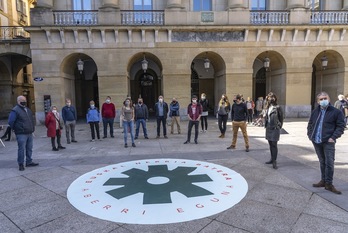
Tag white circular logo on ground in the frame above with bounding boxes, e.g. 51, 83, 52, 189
67, 159, 248, 224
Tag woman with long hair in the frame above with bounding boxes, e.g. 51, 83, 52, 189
217, 94, 231, 138
264, 92, 284, 169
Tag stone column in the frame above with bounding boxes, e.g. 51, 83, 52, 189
166, 0, 184, 9
286, 0, 305, 9
343, 0, 348, 10
35, 0, 53, 8
227, 0, 247, 10
100, 0, 120, 9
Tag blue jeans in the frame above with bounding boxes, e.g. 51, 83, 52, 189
16, 134, 33, 165
123, 121, 134, 144
135, 119, 147, 137
312, 141, 335, 185
103, 118, 114, 137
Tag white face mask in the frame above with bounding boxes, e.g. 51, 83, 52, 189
52, 110, 57, 113
201, 96, 206, 100
66, 103, 71, 107
159, 99, 163, 103
106, 99, 111, 103
192, 99, 197, 103
90, 105, 95, 108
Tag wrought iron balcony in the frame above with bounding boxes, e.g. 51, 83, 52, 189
250, 11, 290, 25
121, 10, 164, 25
311, 11, 348, 24
0, 26, 30, 40
53, 10, 98, 25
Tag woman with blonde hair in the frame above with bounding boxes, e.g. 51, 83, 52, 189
217, 94, 231, 138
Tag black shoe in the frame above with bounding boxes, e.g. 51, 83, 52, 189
265, 160, 273, 164
103, 136, 107, 139
227, 145, 235, 150
26, 162, 39, 167
245, 148, 250, 152
164, 136, 168, 139
124, 144, 128, 148
71, 140, 77, 143
184, 141, 190, 144
134, 137, 138, 140
67, 141, 71, 144
132, 143, 136, 147
272, 161, 278, 169
145, 136, 149, 139
194, 141, 198, 144
19, 164, 25, 171
52, 147, 59, 151
5, 138, 10, 141
111, 135, 114, 138
58, 146, 66, 149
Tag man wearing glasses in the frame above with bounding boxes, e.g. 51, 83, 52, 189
307, 92, 345, 194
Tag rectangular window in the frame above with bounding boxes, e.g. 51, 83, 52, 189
251, 0, 266, 10
307, 0, 321, 10
134, 0, 152, 10
73, 0, 92, 10
194, 0, 212, 12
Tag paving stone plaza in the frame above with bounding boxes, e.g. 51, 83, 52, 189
0, 118, 347, 233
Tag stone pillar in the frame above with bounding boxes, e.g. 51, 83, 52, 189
286, 0, 305, 9
227, 0, 247, 10
35, 0, 53, 8
166, 0, 184, 9
100, 0, 120, 9
343, 0, 348, 10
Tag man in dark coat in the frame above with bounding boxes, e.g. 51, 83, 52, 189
307, 92, 345, 194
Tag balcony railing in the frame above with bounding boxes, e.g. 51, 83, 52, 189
121, 10, 164, 25
0, 26, 30, 40
53, 10, 98, 25
250, 11, 289, 25
311, 11, 348, 24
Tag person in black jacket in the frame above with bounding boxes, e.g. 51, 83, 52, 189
264, 92, 284, 169
227, 94, 249, 152
134, 98, 149, 139
307, 91, 345, 194
155, 95, 169, 139
199, 93, 209, 132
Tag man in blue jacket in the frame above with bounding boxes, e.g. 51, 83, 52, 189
62, 98, 77, 144
8, 96, 39, 171
307, 92, 345, 194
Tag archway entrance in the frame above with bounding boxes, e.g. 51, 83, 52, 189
254, 67, 267, 100
61, 54, 98, 119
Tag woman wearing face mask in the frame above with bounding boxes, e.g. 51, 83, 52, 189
122, 98, 136, 148
45, 106, 66, 151
200, 93, 209, 132
217, 94, 231, 138
86, 100, 101, 142
264, 92, 283, 169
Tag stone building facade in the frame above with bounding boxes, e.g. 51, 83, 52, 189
28, 0, 348, 123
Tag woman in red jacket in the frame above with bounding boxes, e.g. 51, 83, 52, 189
45, 106, 66, 151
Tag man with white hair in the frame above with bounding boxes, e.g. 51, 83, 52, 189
8, 96, 39, 171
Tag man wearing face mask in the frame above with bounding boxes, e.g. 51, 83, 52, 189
307, 92, 345, 194
101, 96, 116, 138
184, 95, 202, 144
8, 95, 38, 171
155, 95, 169, 138
134, 98, 149, 139
62, 98, 77, 144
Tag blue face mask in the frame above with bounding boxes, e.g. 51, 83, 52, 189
319, 99, 329, 107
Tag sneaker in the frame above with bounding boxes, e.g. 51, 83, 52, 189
91, 139, 95, 142
19, 164, 25, 171
227, 145, 236, 149
26, 162, 39, 167
312, 180, 325, 188
325, 184, 342, 194
132, 143, 136, 147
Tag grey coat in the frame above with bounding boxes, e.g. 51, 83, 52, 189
264, 105, 284, 142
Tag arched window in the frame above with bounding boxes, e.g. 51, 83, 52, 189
251, 0, 267, 10
134, 0, 152, 10
73, 0, 92, 10
193, 0, 212, 12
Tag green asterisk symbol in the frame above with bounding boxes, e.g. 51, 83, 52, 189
103, 165, 213, 204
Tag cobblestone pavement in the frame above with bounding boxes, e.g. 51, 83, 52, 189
0, 118, 347, 233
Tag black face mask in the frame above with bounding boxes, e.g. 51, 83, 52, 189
20, 101, 27, 106
138, 102, 142, 104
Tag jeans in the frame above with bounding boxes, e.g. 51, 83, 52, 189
156, 116, 167, 136
89, 122, 100, 140
218, 114, 228, 134
171, 116, 181, 133
123, 120, 134, 144
135, 119, 148, 137
65, 120, 76, 142
187, 120, 199, 142
232, 121, 249, 148
16, 134, 33, 165
103, 118, 114, 137
312, 141, 335, 185
268, 140, 278, 161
